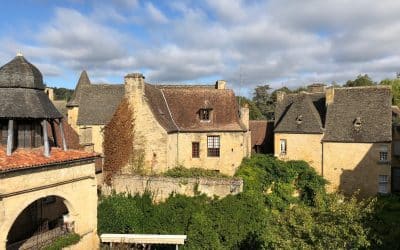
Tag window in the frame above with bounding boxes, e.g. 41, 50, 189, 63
207, 136, 220, 157
192, 142, 200, 158
199, 109, 211, 121
280, 139, 287, 155
379, 175, 389, 194
379, 145, 389, 162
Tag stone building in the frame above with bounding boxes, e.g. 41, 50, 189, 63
274, 85, 392, 197
106, 73, 251, 176
0, 54, 99, 249
67, 71, 124, 153
249, 120, 274, 154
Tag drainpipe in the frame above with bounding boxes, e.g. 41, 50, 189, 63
176, 132, 179, 166
321, 142, 324, 177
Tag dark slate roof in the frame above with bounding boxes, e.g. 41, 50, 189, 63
0, 55, 45, 90
155, 85, 246, 132
274, 92, 325, 133
67, 70, 91, 107
52, 100, 67, 117
77, 84, 125, 125
322, 86, 392, 142
0, 88, 62, 118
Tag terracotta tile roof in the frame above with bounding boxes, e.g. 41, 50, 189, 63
156, 85, 246, 132
0, 146, 98, 173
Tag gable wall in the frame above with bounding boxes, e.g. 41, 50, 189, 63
274, 133, 323, 174
67, 107, 79, 133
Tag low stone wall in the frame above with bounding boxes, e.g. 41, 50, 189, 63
102, 175, 243, 202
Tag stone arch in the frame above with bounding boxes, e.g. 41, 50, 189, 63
0, 191, 78, 248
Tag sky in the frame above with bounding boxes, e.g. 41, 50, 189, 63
0, 0, 400, 96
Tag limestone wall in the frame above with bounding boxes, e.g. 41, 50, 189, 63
0, 162, 98, 250
169, 131, 251, 176
323, 142, 391, 197
102, 175, 243, 202
67, 107, 79, 133
274, 133, 323, 174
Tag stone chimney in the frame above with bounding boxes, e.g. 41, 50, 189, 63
125, 73, 145, 99
276, 91, 287, 104
307, 83, 326, 93
240, 103, 250, 130
325, 87, 335, 105
215, 80, 226, 89
45, 87, 54, 101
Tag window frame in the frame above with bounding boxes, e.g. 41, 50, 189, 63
207, 135, 220, 157
378, 175, 389, 194
379, 145, 389, 163
199, 109, 212, 122
280, 139, 287, 155
192, 142, 200, 158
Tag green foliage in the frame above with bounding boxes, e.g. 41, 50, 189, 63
380, 78, 400, 106
235, 154, 326, 208
344, 74, 376, 87
236, 96, 265, 120
52, 87, 74, 101
98, 155, 397, 250
253, 85, 274, 120
42, 233, 80, 250
163, 166, 230, 178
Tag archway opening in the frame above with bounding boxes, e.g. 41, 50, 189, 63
6, 196, 73, 250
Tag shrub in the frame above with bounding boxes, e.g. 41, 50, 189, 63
163, 166, 230, 179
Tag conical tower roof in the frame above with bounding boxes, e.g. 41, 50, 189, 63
0, 54, 62, 119
0, 54, 45, 90
67, 70, 91, 107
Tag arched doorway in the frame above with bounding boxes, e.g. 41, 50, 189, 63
6, 196, 73, 250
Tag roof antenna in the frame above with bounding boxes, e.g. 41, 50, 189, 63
238, 65, 243, 117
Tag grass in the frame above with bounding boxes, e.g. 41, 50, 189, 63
41, 233, 80, 250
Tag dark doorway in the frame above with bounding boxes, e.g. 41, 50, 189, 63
392, 167, 400, 193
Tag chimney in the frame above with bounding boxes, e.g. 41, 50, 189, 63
276, 91, 287, 104
215, 80, 226, 89
125, 73, 145, 99
45, 88, 55, 101
307, 83, 326, 93
325, 87, 335, 105
240, 103, 249, 130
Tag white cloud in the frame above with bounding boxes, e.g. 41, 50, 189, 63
146, 2, 168, 24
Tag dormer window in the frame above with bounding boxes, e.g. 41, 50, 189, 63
296, 115, 303, 124
199, 109, 211, 121
353, 117, 362, 131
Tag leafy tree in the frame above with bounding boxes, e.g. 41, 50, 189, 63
252, 85, 274, 120
236, 96, 264, 120
344, 74, 376, 87
52, 87, 74, 101
380, 78, 400, 106
185, 212, 222, 250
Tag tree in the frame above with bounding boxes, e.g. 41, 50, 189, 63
344, 74, 376, 87
380, 78, 400, 106
236, 96, 264, 120
253, 85, 274, 120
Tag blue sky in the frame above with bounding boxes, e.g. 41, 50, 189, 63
1, 0, 400, 96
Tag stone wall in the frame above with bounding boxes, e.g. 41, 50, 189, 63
0, 162, 99, 250
274, 133, 323, 174
102, 175, 243, 202
323, 142, 391, 197
67, 107, 79, 133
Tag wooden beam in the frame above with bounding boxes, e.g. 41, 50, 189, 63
42, 120, 50, 157
6, 119, 14, 156
59, 119, 68, 151
50, 120, 58, 147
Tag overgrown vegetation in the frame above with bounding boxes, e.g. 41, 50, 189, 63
42, 233, 80, 250
163, 166, 231, 179
52, 87, 74, 101
98, 154, 400, 249
103, 98, 134, 184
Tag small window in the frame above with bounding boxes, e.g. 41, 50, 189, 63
295, 115, 303, 124
379, 145, 389, 162
192, 142, 200, 158
200, 109, 211, 121
207, 136, 220, 157
280, 139, 287, 155
378, 175, 389, 194
353, 117, 362, 131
